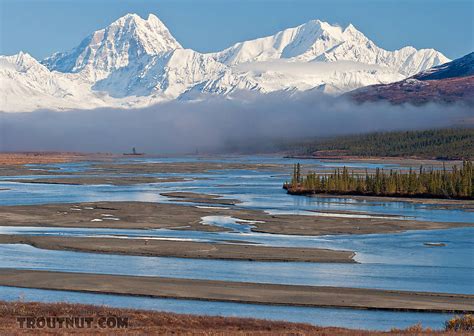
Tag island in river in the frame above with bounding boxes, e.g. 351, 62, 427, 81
284, 162, 474, 200
0, 152, 473, 333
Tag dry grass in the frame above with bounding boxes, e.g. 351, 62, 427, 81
0, 301, 470, 335
445, 314, 474, 332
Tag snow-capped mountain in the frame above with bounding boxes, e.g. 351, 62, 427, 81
42, 14, 182, 82
0, 13, 450, 112
0, 52, 112, 111
93, 48, 226, 99
348, 52, 474, 105
413, 52, 474, 80
210, 20, 448, 76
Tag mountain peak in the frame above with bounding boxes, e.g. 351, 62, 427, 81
116, 12, 140, 21
42, 12, 181, 80
2, 13, 453, 112
116, 12, 157, 20
345, 23, 356, 30
413, 52, 474, 80
147, 13, 162, 23
342, 23, 370, 43
106, 13, 143, 30
0, 51, 45, 73
111, 13, 168, 31
14, 51, 36, 62
302, 19, 344, 39
210, 19, 346, 64
305, 19, 328, 28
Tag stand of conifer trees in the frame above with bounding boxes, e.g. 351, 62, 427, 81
284, 161, 473, 199
283, 128, 474, 160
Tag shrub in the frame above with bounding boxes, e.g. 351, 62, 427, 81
445, 314, 474, 331
390, 323, 432, 333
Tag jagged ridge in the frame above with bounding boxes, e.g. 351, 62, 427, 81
0, 13, 450, 112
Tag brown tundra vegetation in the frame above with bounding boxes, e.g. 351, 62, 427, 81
0, 301, 472, 335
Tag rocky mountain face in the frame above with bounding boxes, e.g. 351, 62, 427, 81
0, 13, 450, 112
348, 52, 474, 105
413, 52, 474, 80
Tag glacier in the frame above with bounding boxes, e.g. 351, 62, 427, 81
0, 13, 450, 112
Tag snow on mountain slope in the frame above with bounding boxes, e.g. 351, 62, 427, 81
210, 20, 345, 65
192, 60, 404, 97
0, 52, 111, 111
348, 52, 474, 105
42, 13, 182, 82
93, 48, 227, 99
1, 13, 450, 112
413, 52, 474, 80
211, 21, 449, 77
317, 44, 449, 76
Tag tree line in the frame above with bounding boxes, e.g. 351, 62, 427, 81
284, 161, 474, 199
285, 128, 474, 160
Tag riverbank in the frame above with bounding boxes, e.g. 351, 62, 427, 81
0, 201, 471, 236
0, 157, 286, 178
1, 156, 473, 332
0, 152, 112, 166
0, 235, 355, 263
285, 186, 474, 201
1, 300, 455, 335
3, 176, 187, 186
305, 194, 474, 212
0, 269, 472, 313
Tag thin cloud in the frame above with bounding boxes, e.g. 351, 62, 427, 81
0, 93, 471, 154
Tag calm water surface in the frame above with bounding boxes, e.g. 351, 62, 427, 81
0, 156, 472, 329
0, 286, 452, 331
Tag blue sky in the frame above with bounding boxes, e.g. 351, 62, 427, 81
0, 0, 472, 60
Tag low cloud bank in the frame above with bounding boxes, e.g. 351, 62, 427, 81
0, 93, 472, 154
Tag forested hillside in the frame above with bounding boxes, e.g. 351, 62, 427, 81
289, 128, 474, 159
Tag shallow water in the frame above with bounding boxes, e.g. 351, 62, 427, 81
0, 286, 452, 331
0, 239, 472, 294
200, 215, 262, 233
0, 156, 473, 329
1, 157, 472, 223
1, 225, 472, 267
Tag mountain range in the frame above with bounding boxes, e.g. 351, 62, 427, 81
349, 52, 474, 104
0, 13, 450, 112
